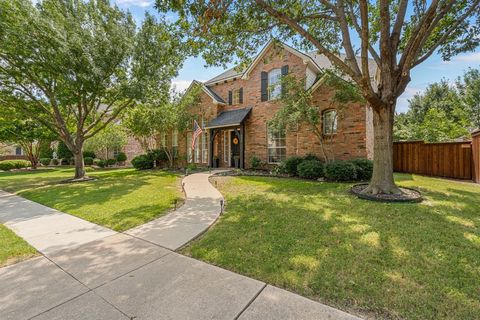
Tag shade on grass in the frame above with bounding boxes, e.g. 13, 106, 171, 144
183, 174, 480, 320
0, 224, 37, 267
0, 168, 182, 232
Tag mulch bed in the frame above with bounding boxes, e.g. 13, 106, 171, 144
351, 183, 423, 203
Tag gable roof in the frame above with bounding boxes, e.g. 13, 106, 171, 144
203, 39, 378, 87
205, 107, 252, 129
184, 80, 226, 105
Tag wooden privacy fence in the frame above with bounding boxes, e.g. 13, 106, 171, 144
393, 140, 478, 181
472, 130, 480, 183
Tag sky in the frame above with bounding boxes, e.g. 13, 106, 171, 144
114, 0, 480, 113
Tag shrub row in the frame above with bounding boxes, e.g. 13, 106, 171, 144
279, 155, 373, 182
0, 160, 31, 171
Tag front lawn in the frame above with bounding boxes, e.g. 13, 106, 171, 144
183, 174, 480, 320
0, 168, 182, 231
0, 224, 37, 267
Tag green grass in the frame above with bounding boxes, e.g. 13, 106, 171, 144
0, 167, 182, 231
0, 224, 38, 267
183, 174, 480, 320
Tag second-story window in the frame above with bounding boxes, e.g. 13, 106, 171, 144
268, 68, 282, 100
229, 88, 243, 105
233, 89, 240, 104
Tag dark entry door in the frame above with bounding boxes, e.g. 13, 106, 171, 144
231, 131, 240, 168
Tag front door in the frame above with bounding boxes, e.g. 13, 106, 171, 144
231, 131, 240, 168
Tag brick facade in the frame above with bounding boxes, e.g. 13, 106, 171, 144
176, 43, 373, 169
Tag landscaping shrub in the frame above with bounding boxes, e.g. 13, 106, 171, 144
116, 152, 127, 163
131, 155, 154, 170
106, 158, 117, 166
283, 156, 304, 176
94, 159, 106, 168
297, 160, 324, 180
271, 162, 287, 175
350, 158, 373, 181
250, 156, 263, 170
0, 160, 31, 171
60, 158, 70, 165
51, 158, 59, 165
84, 157, 94, 165
303, 153, 320, 161
40, 158, 51, 166
57, 141, 72, 159
186, 163, 197, 171
83, 151, 96, 159
324, 160, 357, 182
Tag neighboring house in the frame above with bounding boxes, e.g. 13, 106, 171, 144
0, 143, 27, 161
125, 39, 376, 168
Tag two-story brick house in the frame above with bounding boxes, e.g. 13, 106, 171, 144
125, 39, 375, 169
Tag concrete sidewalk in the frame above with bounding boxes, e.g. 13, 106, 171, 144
126, 171, 225, 250
0, 190, 116, 254
0, 171, 362, 320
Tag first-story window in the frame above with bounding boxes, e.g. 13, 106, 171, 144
161, 132, 167, 147
187, 135, 193, 163
267, 127, 286, 163
194, 137, 200, 163
202, 132, 208, 163
15, 146, 22, 155
172, 130, 178, 147
323, 109, 338, 135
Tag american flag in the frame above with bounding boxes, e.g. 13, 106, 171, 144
191, 120, 203, 150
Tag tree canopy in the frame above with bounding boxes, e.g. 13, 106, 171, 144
156, 0, 480, 194
0, 0, 185, 179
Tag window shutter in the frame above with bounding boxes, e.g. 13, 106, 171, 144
239, 88, 243, 104
281, 65, 289, 97
228, 90, 232, 105
261, 71, 268, 101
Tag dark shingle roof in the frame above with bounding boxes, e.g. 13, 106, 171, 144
205, 107, 252, 129
204, 86, 226, 104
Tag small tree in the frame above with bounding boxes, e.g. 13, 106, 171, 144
0, 0, 184, 180
84, 124, 127, 160
269, 73, 363, 162
458, 68, 480, 129
0, 107, 54, 169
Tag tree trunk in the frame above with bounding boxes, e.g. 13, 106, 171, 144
73, 148, 86, 180
362, 104, 401, 195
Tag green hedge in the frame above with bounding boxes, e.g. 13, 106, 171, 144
0, 160, 31, 171
40, 158, 51, 166
297, 160, 324, 180
283, 156, 304, 176
350, 158, 373, 181
131, 155, 154, 170
106, 158, 117, 166
84, 157, 94, 165
324, 160, 357, 182
116, 152, 127, 162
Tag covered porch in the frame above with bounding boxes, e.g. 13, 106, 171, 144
205, 107, 252, 169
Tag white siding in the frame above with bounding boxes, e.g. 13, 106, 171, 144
305, 67, 317, 89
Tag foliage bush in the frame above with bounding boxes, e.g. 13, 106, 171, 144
147, 149, 168, 162
51, 158, 59, 165
83, 151, 96, 159
283, 156, 304, 176
39, 143, 53, 159
40, 158, 51, 166
94, 159, 106, 168
116, 152, 127, 162
84, 157, 94, 165
57, 141, 72, 159
131, 154, 154, 170
271, 162, 287, 175
324, 160, 357, 182
106, 158, 117, 166
60, 158, 70, 165
350, 158, 373, 181
297, 160, 324, 180
0, 160, 31, 171
186, 163, 197, 171
250, 156, 263, 170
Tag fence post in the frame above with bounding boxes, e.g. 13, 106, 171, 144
472, 130, 480, 183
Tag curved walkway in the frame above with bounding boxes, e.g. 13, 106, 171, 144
126, 170, 225, 250
0, 170, 361, 320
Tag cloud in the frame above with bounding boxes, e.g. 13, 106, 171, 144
452, 52, 480, 63
114, 0, 153, 8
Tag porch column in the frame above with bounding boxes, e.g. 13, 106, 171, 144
240, 124, 244, 169
209, 129, 215, 168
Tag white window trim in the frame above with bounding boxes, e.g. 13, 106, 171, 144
268, 68, 282, 100
267, 127, 286, 164
172, 129, 178, 147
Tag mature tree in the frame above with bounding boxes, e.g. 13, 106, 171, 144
269, 73, 363, 162
0, 0, 184, 180
123, 87, 199, 167
394, 78, 474, 141
0, 106, 54, 169
84, 123, 127, 160
157, 0, 480, 194
457, 67, 480, 129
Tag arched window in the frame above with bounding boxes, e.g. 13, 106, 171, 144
268, 68, 282, 100
323, 109, 337, 135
